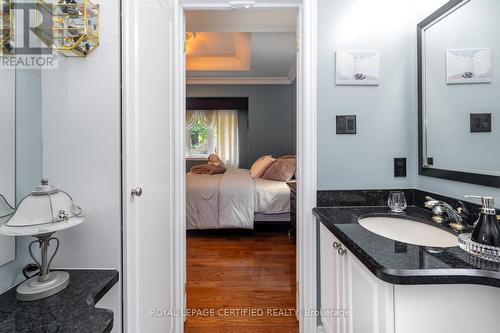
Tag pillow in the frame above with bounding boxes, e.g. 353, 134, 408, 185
278, 154, 296, 160
250, 155, 276, 178
261, 157, 296, 181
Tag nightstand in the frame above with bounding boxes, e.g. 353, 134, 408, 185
287, 181, 296, 243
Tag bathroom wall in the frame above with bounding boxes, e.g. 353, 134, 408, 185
187, 84, 296, 168
0, 69, 43, 294
316, 0, 500, 207
317, 0, 417, 190
40, 0, 122, 331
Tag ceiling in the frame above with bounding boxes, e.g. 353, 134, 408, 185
185, 9, 297, 84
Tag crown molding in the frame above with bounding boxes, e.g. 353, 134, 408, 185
186, 76, 292, 85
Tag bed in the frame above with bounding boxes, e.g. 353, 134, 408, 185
186, 168, 290, 230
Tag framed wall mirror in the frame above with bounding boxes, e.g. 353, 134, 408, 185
418, 0, 500, 188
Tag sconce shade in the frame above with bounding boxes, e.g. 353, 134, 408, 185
0, 194, 14, 225
0, 179, 84, 237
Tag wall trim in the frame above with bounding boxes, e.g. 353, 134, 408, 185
187, 76, 292, 85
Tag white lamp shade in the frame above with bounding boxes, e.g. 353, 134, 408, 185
0, 180, 85, 236
0, 194, 14, 225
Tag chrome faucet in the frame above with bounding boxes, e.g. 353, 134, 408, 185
424, 196, 467, 231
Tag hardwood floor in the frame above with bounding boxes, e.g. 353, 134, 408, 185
185, 231, 299, 333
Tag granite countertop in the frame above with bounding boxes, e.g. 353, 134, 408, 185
0, 269, 119, 332
313, 206, 500, 287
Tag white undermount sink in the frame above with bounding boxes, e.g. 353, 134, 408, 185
358, 216, 458, 248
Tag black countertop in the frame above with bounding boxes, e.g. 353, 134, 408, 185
0, 269, 119, 332
313, 206, 500, 287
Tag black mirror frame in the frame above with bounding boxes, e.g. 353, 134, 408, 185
417, 0, 500, 188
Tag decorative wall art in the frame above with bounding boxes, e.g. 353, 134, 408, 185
336, 50, 380, 85
446, 48, 492, 84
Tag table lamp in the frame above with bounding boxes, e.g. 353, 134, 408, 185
0, 179, 85, 301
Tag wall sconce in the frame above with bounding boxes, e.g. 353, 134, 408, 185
34, 0, 100, 57
0, 179, 85, 301
0, 0, 14, 54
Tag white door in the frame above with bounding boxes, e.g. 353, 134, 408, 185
122, 0, 182, 332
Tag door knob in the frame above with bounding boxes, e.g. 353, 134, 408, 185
131, 187, 143, 197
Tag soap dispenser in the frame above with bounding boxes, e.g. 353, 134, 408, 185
465, 195, 500, 247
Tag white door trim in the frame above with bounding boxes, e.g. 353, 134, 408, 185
296, 1, 318, 332
176, 1, 317, 333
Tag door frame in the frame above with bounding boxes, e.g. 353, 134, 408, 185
175, 1, 317, 332
123, 0, 317, 331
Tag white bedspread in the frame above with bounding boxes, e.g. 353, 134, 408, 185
254, 178, 290, 214
186, 169, 255, 229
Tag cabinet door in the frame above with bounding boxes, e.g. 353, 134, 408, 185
320, 224, 342, 333
343, 248, 394, 333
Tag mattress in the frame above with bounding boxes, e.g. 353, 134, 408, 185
254, 177, 291, 214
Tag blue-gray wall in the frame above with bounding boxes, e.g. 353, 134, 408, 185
317, 0, 416, 190
187, 84, 296, 168
0, 69, 43, 294
317, 0, 500, 208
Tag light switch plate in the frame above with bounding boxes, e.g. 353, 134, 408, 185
470, 113, 492, 133
336, 115, 356, 134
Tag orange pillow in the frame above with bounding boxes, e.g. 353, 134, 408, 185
262, 157, 296, 181
250, 155, 276, 178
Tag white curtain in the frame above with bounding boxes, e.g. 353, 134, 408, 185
186, 110, 216, 128
216, 110, 239, 169
186, 110, 239, 168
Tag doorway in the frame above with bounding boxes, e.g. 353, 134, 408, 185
122, 0, 317, 332
183, 8, 299, 331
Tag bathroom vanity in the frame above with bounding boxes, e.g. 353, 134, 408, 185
0, 270, 119, 332
314, 197, 500, 333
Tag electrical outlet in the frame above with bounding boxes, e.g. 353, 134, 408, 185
394, 158, 407, 177
336, 115, 356, 134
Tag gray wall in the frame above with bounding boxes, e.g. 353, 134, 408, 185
187, 84, 296, 168
40, 0, 122, 329
317, 0, 417, 190
0, 69, 43, 294
316, 0, 500, 207
291, 79, 297, 154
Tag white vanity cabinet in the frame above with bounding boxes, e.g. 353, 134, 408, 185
320, 224, 394, 333
320, 223, 500, 333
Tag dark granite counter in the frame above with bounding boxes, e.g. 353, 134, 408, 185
313, 206, 500, 287
0, 269, 119, 332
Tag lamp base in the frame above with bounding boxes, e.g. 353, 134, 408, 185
16, 271, 70, 301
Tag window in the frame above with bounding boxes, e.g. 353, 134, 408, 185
186, 112, 217, 158
185, 109, 239, 168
